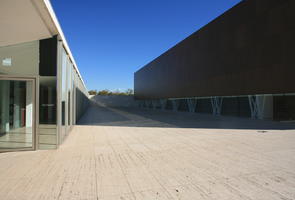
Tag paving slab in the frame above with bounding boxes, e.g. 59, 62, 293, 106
0, 103, 294, 200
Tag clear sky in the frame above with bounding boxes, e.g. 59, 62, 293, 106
50, 0, 241, 91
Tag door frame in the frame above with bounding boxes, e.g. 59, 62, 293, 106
0, 75, 38, 152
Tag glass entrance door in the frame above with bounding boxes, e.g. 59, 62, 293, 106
0, 78, 35, 151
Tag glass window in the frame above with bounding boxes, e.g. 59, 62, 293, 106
39, 77, 57, 124
0, 80, 34, 150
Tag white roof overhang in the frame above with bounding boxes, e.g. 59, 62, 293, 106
0, 0, 87, 89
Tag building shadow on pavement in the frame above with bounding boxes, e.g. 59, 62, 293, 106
77, 102, 295, 130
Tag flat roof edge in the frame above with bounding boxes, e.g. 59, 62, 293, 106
43, 0, 87, 91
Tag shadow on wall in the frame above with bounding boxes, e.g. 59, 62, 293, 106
77, 102, 295, 130
91, 95, 137, 108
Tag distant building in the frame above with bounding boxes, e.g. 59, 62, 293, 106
0, 0, 89, 152
134, 0, 295, 121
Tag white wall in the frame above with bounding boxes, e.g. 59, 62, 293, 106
57, 42, 89, 145
0, 41, 39, 76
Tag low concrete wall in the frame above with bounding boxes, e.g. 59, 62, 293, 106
91, 95, 137, 107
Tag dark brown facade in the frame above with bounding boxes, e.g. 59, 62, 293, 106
134, 0, 295, 100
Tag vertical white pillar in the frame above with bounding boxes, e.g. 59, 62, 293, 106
249, 95, 262, 119
26, 81, 33, 128
186, 98, 197, 113
211, 97, 223, 116
249, 95, 273, 120
256, 95, 264, 119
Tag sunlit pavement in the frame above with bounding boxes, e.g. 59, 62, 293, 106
0, 103, 295, 200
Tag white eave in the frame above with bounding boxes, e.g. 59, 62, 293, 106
0, 0, 87, 89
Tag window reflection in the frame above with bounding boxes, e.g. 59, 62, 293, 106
39, 77, 56, 124
0, 80, 33, 149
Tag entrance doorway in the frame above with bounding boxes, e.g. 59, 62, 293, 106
0, 77, 35, 152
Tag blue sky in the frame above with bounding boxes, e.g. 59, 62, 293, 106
51, 0, 241, 91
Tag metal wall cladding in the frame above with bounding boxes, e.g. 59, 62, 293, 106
134, 0, 295, 100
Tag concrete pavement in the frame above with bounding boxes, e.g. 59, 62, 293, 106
0, 103, 294, 199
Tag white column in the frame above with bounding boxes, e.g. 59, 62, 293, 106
186, 98, 197, 113
211, 97, 223, 116
26, 81, 33, 128
248, 95, 273, 120
249, 95, 261, 119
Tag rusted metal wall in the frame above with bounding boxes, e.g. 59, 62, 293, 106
134, 0, 295, 99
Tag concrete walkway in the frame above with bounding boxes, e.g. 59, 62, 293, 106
0, 103, 295, 200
